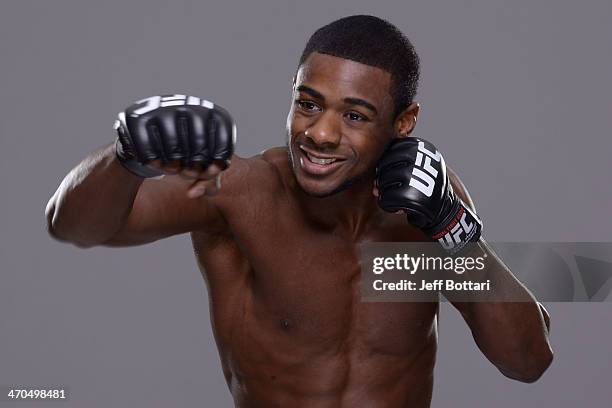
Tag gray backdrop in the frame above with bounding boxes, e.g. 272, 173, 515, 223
1, 0, 611, 406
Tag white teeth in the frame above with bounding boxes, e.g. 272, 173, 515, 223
307, 153, 336, 165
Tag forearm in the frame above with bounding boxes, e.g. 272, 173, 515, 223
450, 239, 553, 382
46, 143, 144, 247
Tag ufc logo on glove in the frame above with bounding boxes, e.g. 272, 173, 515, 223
433, 206, 479, 251
408, 141, 442, 197
376, 137, 482, 254
129, 94, 215, 118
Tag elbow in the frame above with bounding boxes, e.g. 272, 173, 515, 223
527, 346, 554, 383
500, 346, 554, 383
47, 220, 98, 249
45, 197, 64, 241
45, 198, 97, 249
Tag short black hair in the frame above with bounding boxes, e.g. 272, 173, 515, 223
299, 15, 420, 119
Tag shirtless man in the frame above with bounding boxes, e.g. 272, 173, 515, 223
45, 15, 553, 407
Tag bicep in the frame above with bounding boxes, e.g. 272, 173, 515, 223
102, 174, 227, 247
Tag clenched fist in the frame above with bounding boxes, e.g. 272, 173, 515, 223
114, 94, 236, 197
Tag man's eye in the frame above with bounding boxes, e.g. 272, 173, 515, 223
346, 112, 367, 122
296, 100, 319, 111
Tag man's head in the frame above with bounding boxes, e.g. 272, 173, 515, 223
286, 15, 421, 197
299, 15, 420, 119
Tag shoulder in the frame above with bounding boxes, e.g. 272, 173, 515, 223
232, 146, 290, 182
255, 146, 288, 166
257, 146, 295, 189
217, 147, 292, 197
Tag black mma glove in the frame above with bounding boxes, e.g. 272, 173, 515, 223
376, 137, 482, 254
114, 94, 235, 178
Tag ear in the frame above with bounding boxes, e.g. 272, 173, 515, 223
394, 102, 420, 138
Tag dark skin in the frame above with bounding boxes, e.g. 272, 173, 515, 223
46, 53, 552, 407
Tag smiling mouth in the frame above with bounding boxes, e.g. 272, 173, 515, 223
299, 145, 344, 162
306, 152, 336, 165
297, 144, 347, 176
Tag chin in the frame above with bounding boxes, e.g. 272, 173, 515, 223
300, 180, 350, 198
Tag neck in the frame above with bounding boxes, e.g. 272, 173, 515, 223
297, 173, 382, 237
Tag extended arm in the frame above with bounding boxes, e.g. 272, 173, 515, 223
46, 143, 144, 247
45, 95, 235, 248
45, 143, 227, 247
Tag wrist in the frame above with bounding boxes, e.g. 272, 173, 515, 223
114, 138, 163, 178
425, 198, 482, 254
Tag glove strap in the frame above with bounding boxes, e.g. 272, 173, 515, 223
424, 199, 482, 254
114, 138, 164, 178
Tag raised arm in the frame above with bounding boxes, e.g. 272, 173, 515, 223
45, 94, 235, 248
446, 166, 553, 383
375, 137, 553, 383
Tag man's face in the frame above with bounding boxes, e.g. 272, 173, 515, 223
286, 52, 397, 197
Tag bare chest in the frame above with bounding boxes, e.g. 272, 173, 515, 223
195, 200, 436, 357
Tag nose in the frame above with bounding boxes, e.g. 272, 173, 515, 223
304, 111, 341, 147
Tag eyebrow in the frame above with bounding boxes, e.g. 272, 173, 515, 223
296, 85, 379, 116
343, 97, 378, 116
